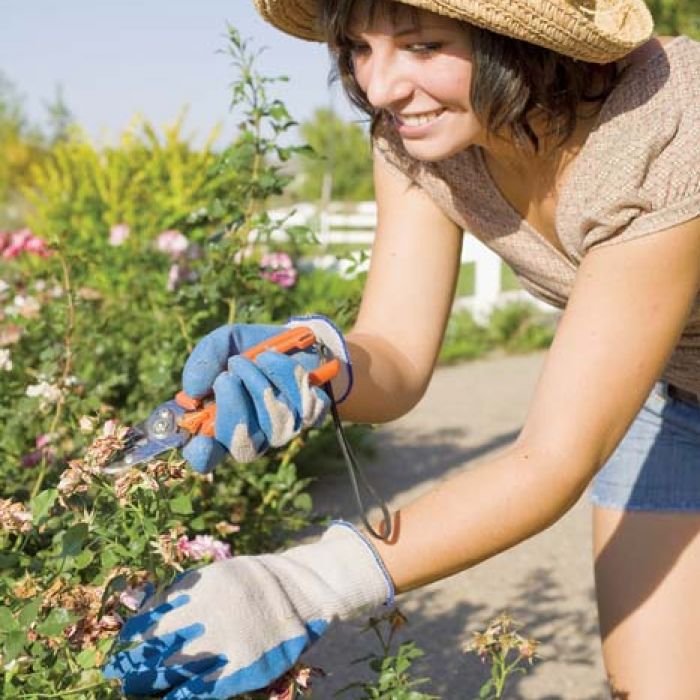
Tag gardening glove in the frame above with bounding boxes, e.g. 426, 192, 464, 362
181, 314, 352, 473
103, 521, 394, 699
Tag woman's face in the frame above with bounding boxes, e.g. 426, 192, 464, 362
348, 1, 482, 161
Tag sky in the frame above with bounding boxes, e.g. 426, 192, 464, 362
0, 1, 361, 145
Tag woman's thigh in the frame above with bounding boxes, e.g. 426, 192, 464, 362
593, 505, 700, 699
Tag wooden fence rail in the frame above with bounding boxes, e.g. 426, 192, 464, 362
269, 202, 559, 323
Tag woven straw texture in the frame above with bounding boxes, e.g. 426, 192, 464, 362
253, 0, 653, 63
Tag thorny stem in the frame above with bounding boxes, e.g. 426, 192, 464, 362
227, 296, 237, 326
15, 680, 108, 698
174, 309, 193, 354
30, 246, 75, 502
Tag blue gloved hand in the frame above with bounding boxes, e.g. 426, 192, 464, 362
103, 522, 393, 699
181, 315, 352, 473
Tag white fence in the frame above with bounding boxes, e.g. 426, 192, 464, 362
270, 201, 559, 323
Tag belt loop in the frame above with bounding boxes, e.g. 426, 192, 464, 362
654, 381, 671, 401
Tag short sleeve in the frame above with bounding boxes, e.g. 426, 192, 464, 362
575, 38, 700, 253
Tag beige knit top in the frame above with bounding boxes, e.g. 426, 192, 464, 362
374, 36, 700, 394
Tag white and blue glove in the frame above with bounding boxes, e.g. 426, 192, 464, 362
103, 522, 394, 699
181, 315, 352, 473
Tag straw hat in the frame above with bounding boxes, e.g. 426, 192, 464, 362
252, 0, 654, 63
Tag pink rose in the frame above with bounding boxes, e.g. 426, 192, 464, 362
260, 252, 298, 289
166, 263, 197, 292
176, 535, 232, 562
156, 230, 189, 258
109, 224, 130, 247
2, 229, 31, 259
1, 229, 51, 259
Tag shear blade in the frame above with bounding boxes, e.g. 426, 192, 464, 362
102, 401, 189, 475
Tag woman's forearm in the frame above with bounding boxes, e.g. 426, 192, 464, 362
336, 331, 431, 423
369, 440, 588, 593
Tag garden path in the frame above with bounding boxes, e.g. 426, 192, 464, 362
300, 350, 609, 699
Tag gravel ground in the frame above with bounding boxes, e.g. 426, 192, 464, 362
299, 351, 609, 699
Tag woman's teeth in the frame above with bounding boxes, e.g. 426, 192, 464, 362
399, 109, 445, 126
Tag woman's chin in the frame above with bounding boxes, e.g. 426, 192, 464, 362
401, 136, 474, 162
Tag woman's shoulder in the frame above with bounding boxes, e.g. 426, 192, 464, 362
559, 35, 700, 254
607, 35, 700, 116
583, 35, 699, 164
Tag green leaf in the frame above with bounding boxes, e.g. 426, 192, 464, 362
0, 606, 19, 632
30, 489, 58, 524
169, 493, 193, 515
188, 514, 207, 530
18, 599, 42, 629
479, 679, 494, 698
3, 631, 26, 661
61, 522, 89, 557
101, 548, 121, 570
292, 493, 312, 512
75, 647, 97, 669
74, 548, 94, 570
36, 608, 75, 637
0, 552, 20, 569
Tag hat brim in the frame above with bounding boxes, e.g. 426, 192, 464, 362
253, 0, 654, 63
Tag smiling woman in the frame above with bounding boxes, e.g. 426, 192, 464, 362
103, 1, 700, 698
323, 0, 620, 155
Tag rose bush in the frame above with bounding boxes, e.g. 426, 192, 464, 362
0, 27, 360, 698
0, 423, 323, 699
0, 25, 542, 700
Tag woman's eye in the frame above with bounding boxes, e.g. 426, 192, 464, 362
348, 42, 370, 55
407, 42, 442, 54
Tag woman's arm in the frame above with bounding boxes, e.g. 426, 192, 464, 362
338, 153, 464, 423
370, 216, 700, 593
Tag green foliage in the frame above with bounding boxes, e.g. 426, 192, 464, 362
292, 266, 365, 330
0, 72, 49, 228
0, 436, 314, 699
0, 28, 337, 698
439, 303, 557, 364
487, 303, 556, 353
296, 108, 374, 202
339, 609, 439, 700
647, 0, 700, 39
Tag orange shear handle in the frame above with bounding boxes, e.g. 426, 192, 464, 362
175, 326, 340, 438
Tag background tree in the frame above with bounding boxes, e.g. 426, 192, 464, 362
647, 0, 699, 38
296, 107, 374, 202
0, 72, 73, 228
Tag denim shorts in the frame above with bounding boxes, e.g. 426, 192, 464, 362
589, 382, 700, 511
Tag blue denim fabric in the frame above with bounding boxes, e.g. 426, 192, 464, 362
590, 382, 700, 511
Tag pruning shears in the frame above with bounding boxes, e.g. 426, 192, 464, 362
103, 325, 393, 541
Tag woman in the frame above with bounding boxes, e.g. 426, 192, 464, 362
105, 1, 700, 698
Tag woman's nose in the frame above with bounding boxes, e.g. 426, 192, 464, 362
362, 54, 413, 110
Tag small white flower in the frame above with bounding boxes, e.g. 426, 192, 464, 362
0, 279, 10, 297
9, 295, 41, 318
79, 415, 96, 434
0, 349, 11, 372
26, 381, 62, 406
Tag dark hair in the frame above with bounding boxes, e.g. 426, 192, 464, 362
320, 0, 622, 154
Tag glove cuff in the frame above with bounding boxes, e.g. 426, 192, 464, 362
326, 520, 396, 611
281, 520, 395, 624
286, 314, 353, 403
